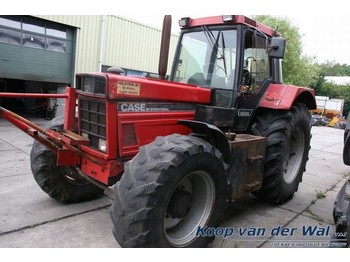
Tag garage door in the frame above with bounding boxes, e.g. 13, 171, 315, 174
0, 16, 75, 84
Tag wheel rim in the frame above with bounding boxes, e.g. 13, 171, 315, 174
164, 170, 215, 247
283, 126, 305, 184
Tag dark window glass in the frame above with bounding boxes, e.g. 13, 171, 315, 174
0, 17, 21, 29
243, 30, 270, 93
0, 28, 21, 45
0, 16, 67, 53
46, 37, 66, 52
23, 21, 45, 34
23, 33, 45, 49
46, 26, 66, 39
174, 29, 238, 90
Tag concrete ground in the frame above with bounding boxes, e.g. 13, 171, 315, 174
0, 117, 349, 248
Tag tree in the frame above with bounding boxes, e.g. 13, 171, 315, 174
253, 15, 319, 87
318, 61, 350, 76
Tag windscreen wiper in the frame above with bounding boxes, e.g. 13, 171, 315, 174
201, 26, 227, 76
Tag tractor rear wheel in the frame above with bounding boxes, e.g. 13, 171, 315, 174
30, 116, 104, 203
110, 134, 227, 247
252, 103, 311, 204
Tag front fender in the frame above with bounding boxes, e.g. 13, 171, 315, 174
258, 83, 316, 110
178, 120, 231, 163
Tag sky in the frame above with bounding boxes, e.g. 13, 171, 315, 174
129, 14, 350, 65
5, 0, 350, 65
287, 15, 350, 65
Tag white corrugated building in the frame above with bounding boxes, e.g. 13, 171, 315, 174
37, 15, 179, 76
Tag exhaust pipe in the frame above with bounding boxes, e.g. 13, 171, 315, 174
158, 15, 172, 80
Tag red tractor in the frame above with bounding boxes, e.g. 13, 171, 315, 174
0, 15, 316, 248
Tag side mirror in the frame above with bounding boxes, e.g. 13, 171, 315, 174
269, 37, 286, 59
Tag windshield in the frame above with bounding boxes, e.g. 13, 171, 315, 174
172, 28, 237, 90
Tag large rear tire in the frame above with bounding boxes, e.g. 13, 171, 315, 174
30, 116, 104, 203
110, 134, 227, 247
251, 103, 311, 204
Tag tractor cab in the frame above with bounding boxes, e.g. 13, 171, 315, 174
170, 15, 285, 131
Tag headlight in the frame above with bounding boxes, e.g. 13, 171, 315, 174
81, 132, 89, 139
98, 138, 107, 153
76, 75, 107, 96
179, 17, 190, 28
222, 15, 234, 22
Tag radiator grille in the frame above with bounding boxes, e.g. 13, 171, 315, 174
79, 99, 106, 150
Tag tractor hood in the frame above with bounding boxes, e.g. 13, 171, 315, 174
76, 72, 211, 104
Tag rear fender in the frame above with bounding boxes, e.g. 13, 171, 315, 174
258, 83, 316, 110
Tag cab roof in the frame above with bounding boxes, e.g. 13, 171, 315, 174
179, 15, 278, 37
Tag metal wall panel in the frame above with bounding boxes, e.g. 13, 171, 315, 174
0, 16, 75, 84
38, 15, 102, 73
0, 43, 73, 83
37, 15, 179, 76
103, 16, 178, 74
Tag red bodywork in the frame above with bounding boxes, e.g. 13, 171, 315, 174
78, 73, 211, 184
0, 74, 211, 185
259, 83, 316, 110
0, 15, 316, 187
0, 74, 316, 187
183, 15, 276, 37
76, 74, 211, 184
0, 77, 315, 186
0, 78, 315, 185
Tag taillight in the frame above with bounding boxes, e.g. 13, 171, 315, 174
122, 124, 137, 146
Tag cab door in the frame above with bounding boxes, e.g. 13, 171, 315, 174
234, 29, 272, 131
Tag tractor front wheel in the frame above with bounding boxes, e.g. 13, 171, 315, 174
110, 134, 227, 247
30, 116, 104, 203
